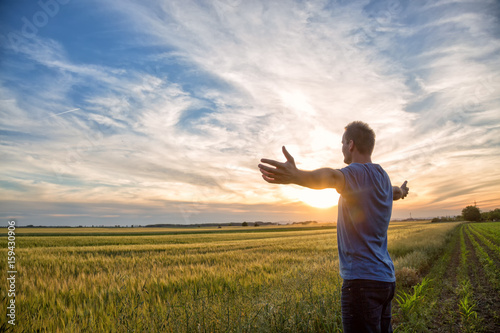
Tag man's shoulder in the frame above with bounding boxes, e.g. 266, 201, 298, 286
341, 163, 390, 186
341, 163, 384, 173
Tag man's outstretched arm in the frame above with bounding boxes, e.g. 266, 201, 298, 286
393, 181, 409, 201
258, 146, 345, 191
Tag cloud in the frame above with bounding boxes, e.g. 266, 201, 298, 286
0, 0, 499, 225
0, 199, 337, 226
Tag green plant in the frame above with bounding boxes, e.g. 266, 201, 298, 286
395, 277, 433, 332
458, 294, 478, 332
458, 295, 477, 320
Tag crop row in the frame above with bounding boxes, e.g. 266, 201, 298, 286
468, 224, 500, 257
465, 224, 500, 291
393, 222, 500, 332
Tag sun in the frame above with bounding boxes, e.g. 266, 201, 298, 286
297, 188, 340, 209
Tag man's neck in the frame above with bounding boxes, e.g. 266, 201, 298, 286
351, 153, 372, 164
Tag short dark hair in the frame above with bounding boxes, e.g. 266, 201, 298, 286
344, 121, 375, 155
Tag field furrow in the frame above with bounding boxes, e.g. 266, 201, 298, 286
461, 224, 500, 332
465, 226, 500, 291
468, 224, 500, 261
413, 223, 500, 333
425, 225, 462, 332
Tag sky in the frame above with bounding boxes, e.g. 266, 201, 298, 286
0, 0, 499, 226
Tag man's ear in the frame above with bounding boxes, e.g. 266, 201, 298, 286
348, 140, 354, 152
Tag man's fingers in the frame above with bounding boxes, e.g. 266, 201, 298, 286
259, 166, 289, 183
258, 164, 284, 175
261, 173, 290, 184
259, 167, 276, 177
401, 180, 409, 192
259, 168, 270, 175
400, 180, 409, 199
262, 174, 278, 183
260, 158, 284, 168
282, 146, 294, 163
259, 147, 295, 185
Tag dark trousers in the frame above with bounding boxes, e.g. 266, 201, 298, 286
341, 279, 395, 333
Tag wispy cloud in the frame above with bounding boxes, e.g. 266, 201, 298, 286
1, 0, 499, 225
48, 108, 81, 118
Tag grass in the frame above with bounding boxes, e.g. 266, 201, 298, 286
0, 221, 490, 332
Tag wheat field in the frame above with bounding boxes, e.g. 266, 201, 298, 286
0, 221, 459, 332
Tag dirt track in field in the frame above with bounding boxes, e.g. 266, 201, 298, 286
428, 227, 461, 332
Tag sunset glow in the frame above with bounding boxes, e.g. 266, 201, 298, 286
1, 1, 499, 226
299, 189, 341, 209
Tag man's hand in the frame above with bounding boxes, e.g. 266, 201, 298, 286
400, 181, 409, 199
258, 146, 298, 184
393, 181, 409, 200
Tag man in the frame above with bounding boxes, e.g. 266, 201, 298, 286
258, 121, 409, 333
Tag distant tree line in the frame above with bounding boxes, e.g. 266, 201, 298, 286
461, 205, 500, 222
431, 206, 500, 223
431, 216, 462, 223
480, 208, 500, 221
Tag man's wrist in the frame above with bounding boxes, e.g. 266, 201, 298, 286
293, 169, 305, 186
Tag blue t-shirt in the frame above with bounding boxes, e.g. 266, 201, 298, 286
337, 163, 395, 282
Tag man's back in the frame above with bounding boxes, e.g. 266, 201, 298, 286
337, 162, 395, 282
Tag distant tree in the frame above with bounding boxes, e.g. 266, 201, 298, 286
489, 208, 500, 221
481, 208, 500, 221
481, 211, 490, 221
242, 222, 248, 227
462, 205, 481, 222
